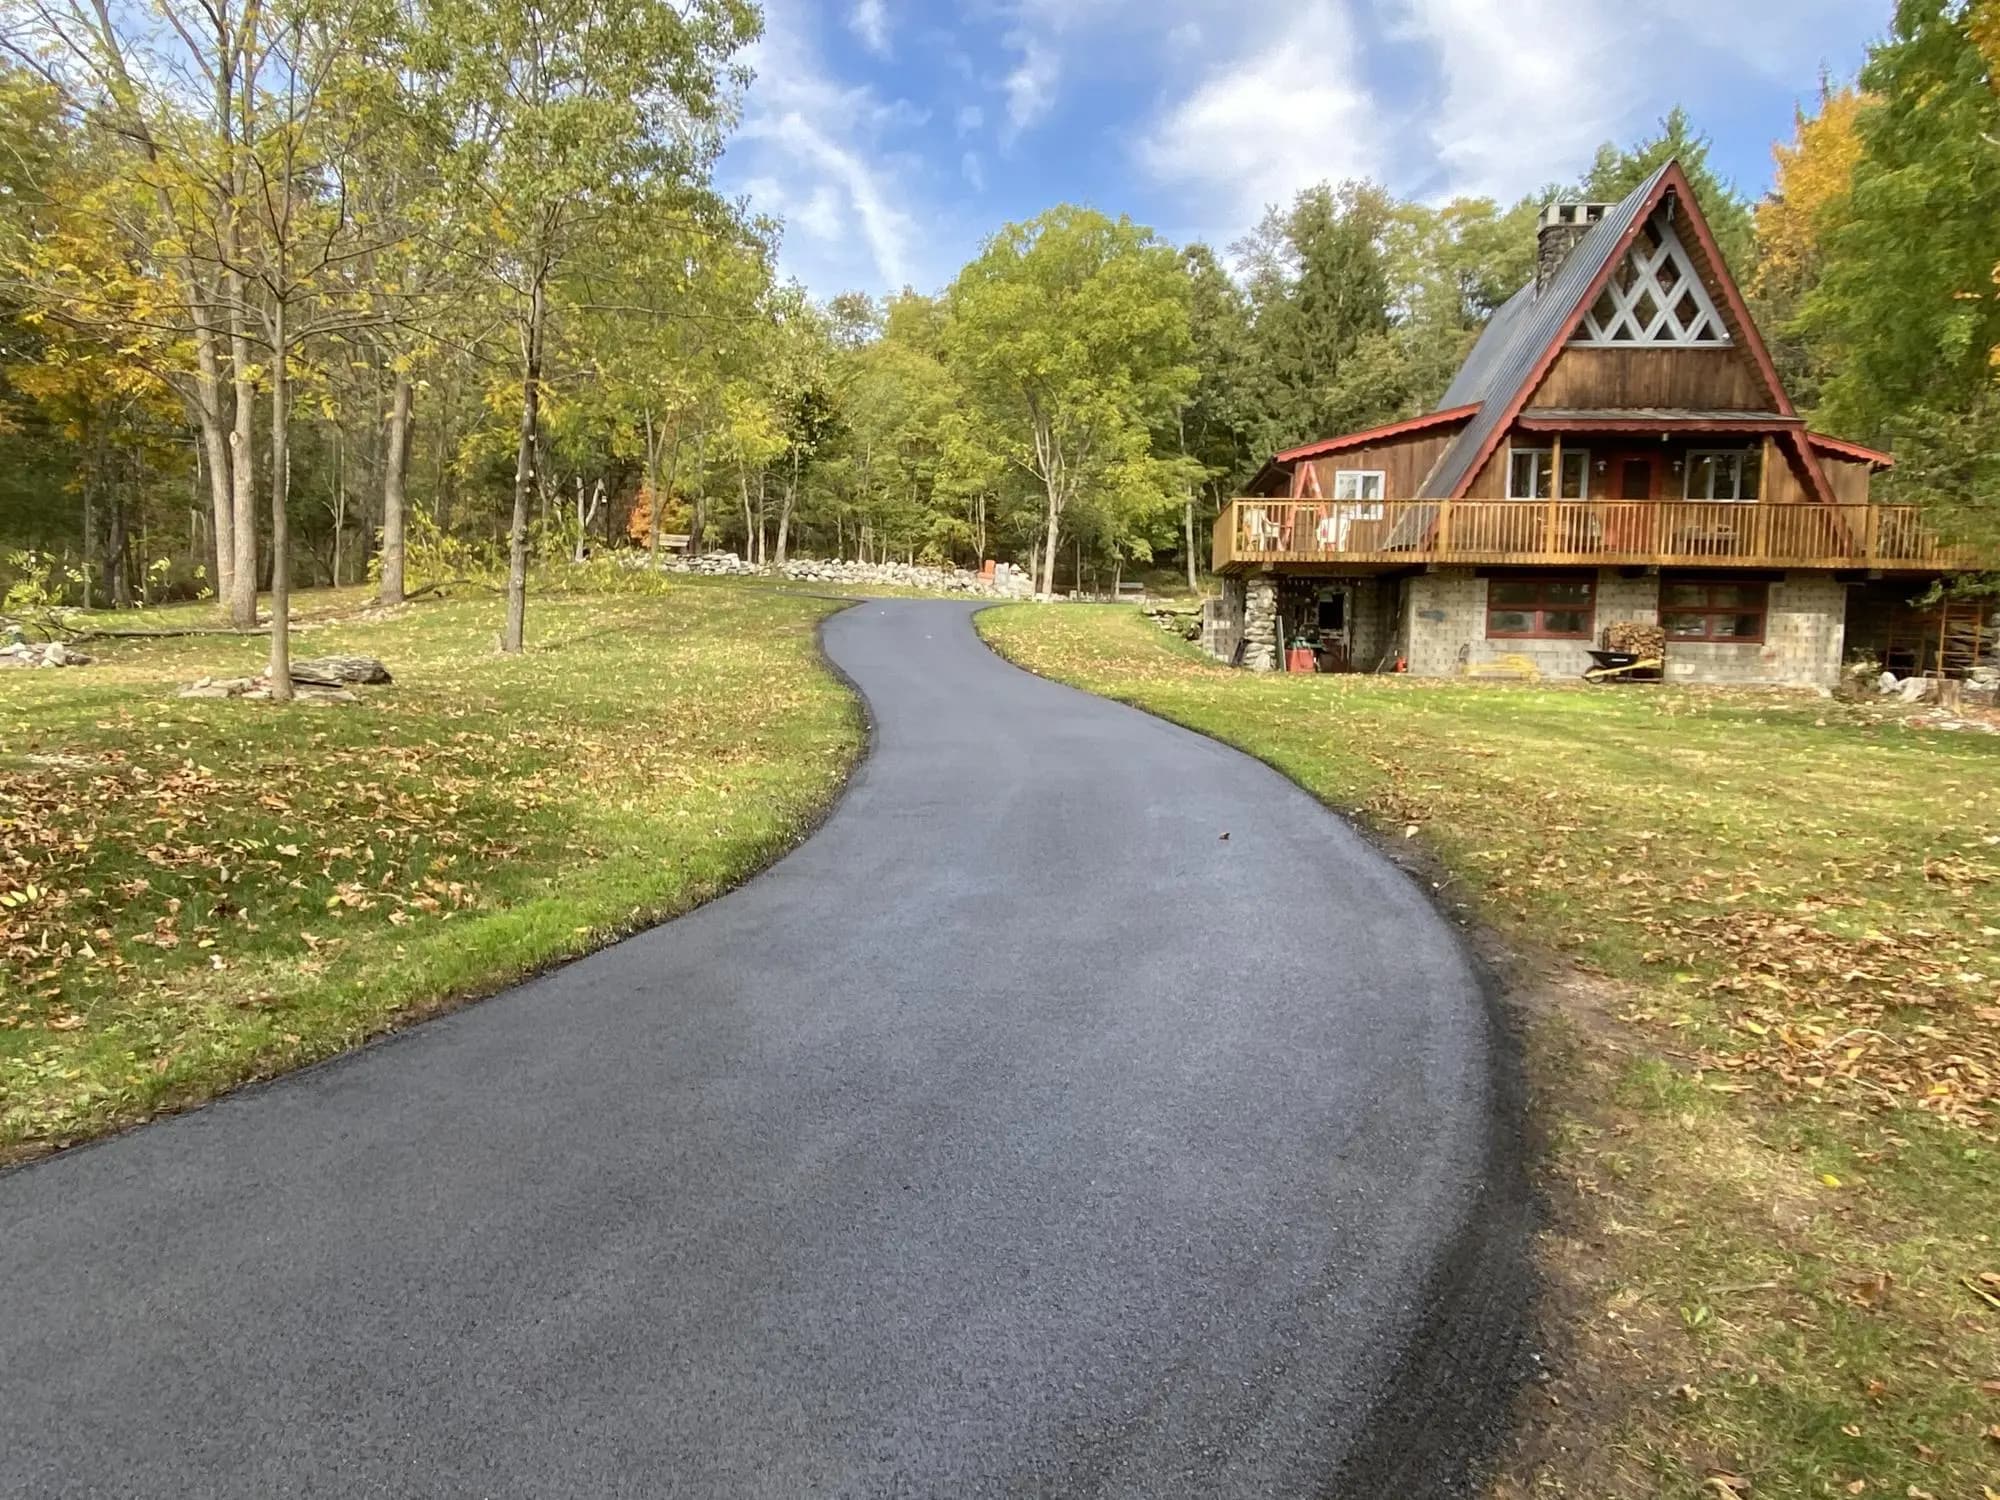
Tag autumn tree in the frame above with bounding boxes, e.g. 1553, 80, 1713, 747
1750, 85, 1868, 409
1801, 0, 2000, 543
946, 206, 1194, 597
434, 0, 759, 652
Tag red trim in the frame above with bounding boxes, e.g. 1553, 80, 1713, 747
1448, 163, 1839, 507
1807, 431, 1895, 469
1513, 413, 1803, 434
1274, 404, 1479, 463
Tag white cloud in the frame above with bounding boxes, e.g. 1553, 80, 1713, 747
1137, 2, 1383, 230
1390, 0, 1621, 200
849, 0, 890, 56
725, 0, 927, 291
742, 110, 918, 286
1391, 0, 1889, 203
962, 151, 985, 191
1002, 35, 1060, 138
955, 103, 984, 135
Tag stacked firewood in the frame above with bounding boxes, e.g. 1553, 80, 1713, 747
1605, 621, 1666, 656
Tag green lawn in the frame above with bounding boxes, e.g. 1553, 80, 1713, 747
1, 580, 861, 1156
980, 603, 2000, 1500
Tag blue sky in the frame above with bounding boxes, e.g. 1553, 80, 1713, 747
718, 0, 1891, 300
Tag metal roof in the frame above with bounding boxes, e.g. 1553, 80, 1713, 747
1420, 163, 1676, 498
1434, 284, 1536, 411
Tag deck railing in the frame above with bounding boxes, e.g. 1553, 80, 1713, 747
1212, 499, 1973, 573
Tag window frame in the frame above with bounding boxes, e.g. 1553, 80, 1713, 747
1485, 574, 1598, 641
1505, 446, 1591, 500
1683, 448, 1762, 502
1659, 577, 1768, 643
1331, 468, 1386, 517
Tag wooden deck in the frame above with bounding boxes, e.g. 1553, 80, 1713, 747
1211, 499, 1972, 574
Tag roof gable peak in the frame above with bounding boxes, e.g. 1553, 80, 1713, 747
1422, 160, 1830, 503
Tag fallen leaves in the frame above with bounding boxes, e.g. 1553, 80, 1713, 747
3, 588, 863, 1152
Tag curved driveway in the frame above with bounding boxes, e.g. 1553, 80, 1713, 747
0, 600, 1527, 1498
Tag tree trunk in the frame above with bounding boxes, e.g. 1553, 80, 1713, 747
379, 372, 412, 604
81, 473, 95, 610
1038, 486, 1061, 597
226, 288, 259, 627
192, 317, 235, 608
775, 450, 799, 564
687, 427, 708, 557
645, 411, 662, 571
266, 300, 293, 702
1184, 491, 1198, 592
330, 424, 345, 587
107, 490, 129, 607
502, 281, 544, 654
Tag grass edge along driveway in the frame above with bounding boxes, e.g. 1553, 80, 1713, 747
1, 581, 862, 1159
978, 602, 2000, 1500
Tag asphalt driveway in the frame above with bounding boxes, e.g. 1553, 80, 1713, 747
0, 599, 1528, 1498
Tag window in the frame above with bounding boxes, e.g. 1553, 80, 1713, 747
1506, 447, 1590, 499
1333, 469, 1385, 516
1574, 213, 1730, 346
1684, 449, 1762, 501
1487, 575, 1596, 639
1661, 579, 1767, 642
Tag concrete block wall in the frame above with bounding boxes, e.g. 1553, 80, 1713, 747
1663, 572, 1847, 689
1202, 576, 1246, 663
1402, 569, 1844, 687
1227, 568, 1848, 687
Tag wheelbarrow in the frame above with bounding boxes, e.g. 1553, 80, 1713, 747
1582, 648, 1663, 684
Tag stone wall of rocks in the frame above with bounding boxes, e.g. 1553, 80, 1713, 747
639, 551, 1035, 598
0, 640, 90, 668
1242, 577, 1278, 672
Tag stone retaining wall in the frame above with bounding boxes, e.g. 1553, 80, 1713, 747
636, 552, 1036, 598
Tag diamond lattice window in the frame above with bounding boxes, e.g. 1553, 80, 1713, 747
1573, 214, 1730, 346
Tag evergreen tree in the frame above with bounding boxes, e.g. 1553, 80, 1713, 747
1583, 106, 1757, 278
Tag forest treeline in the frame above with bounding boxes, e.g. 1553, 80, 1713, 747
1, 0, 1995, 645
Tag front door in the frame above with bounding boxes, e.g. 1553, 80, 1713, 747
1601, 452, 1660, 552
1613, 454, 1658, 500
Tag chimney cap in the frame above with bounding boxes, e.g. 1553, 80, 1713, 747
1539, 200, 1612, 230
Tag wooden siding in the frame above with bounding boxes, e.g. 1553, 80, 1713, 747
1305, 430, 1458, 500
1464, 447, 1509, 498
1526, 346, 1778, 411
1820, 453, 1873, 506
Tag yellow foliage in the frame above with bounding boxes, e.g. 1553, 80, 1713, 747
1973, 0, 1999, 82
1752, 87, 1868, 300
1974, 1, 2000, 374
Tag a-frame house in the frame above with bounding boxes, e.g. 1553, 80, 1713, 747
1208, 161, 1989, 684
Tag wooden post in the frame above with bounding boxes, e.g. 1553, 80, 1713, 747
1545, 435, 1563, 554
1436, 499, 1453, 557
1756, 437, 1775, 561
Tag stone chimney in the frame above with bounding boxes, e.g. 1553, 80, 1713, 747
1536, 201, 1609, 295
